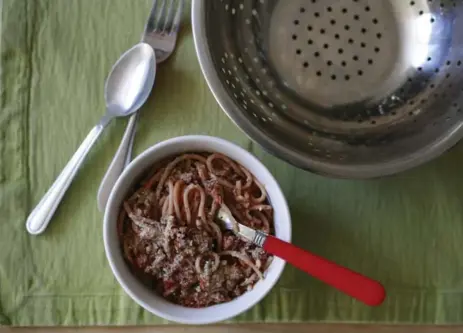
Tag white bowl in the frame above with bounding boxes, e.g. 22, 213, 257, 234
103, 135, 291, 324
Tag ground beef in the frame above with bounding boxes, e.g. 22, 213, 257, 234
119, 153, 274, 307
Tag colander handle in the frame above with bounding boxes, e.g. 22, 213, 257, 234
262, 235, 386, 306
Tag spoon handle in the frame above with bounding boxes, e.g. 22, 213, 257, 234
262, 235, 386, 306
26, 116, 110, 235
97, 112, 139, 212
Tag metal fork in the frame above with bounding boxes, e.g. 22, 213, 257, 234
97, 0, 184, 212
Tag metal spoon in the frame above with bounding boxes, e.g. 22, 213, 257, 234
25, 43, 156, 235
216, 204, 386, 306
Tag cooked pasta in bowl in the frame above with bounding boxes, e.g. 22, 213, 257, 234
103, 135, 291, 324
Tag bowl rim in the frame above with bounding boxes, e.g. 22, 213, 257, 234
191, 0, 463, 179
103, 135, 291, 324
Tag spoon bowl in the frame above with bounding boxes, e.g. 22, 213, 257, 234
105, 43, 156, 117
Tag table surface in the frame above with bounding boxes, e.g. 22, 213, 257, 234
4, 0, 463, 326
1, 325, 462, 333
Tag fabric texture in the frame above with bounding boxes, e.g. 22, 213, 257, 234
1, 0, 463, 326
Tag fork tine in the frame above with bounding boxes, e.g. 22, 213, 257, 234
169, 0, 184, 35
162, 0, 175, 32
145, 0, 158, 33
154, 0, 167, 32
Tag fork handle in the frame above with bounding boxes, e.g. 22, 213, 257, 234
97, 112, 139, 212
262, 235, 386, 306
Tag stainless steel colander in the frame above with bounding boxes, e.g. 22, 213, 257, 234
192, 0, 463, 178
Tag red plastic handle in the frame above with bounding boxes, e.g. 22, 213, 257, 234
263, 235, 386, 306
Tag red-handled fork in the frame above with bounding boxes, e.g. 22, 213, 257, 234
216, 204, 386, 306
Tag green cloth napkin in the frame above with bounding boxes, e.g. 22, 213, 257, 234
2, 0, 463, 326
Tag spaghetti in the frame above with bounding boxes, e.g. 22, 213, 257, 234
118, 152, 273, 307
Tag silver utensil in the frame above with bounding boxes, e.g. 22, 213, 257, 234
25, 43, 156, 235
216, 204, 385, 306
97, 0, 184, 212
192, 0, 463, 178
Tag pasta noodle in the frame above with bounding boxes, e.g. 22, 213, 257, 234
119, 152, 274, 307
220, 251, 264, 280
